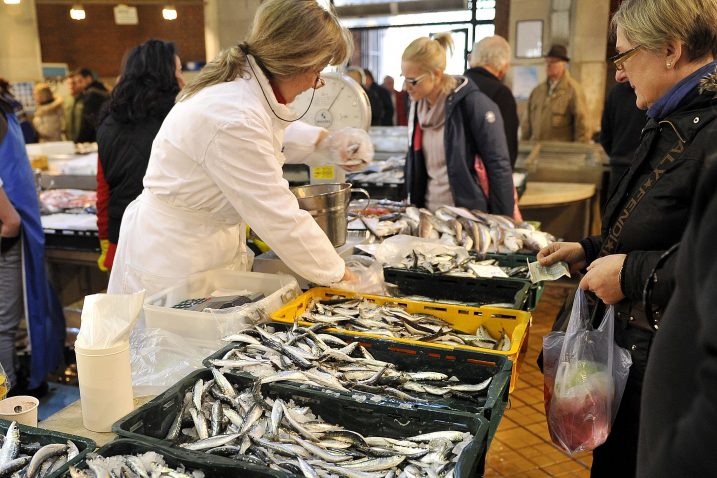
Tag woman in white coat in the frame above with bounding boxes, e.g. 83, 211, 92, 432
108, 0, 372, 295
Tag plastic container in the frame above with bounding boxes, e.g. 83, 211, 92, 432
74, 439, 282, 478
75, 341, 134, 432
384, 267, 532, 310
271, 288, 531, 392
0, 396, 39, 426
113, 369, 490, 478
0, 418, 95, 478
207, 326, 511, 445
482, 252, 545, 311
143, 270, 300, 341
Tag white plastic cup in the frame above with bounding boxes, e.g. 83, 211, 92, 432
75, 341, 134, 432
0, 396, 39, 427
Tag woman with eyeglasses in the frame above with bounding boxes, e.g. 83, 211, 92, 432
107, 0, 372, 296
538, 0, 717, 475
401, 33, 514, 215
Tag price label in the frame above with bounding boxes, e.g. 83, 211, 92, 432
312, 166, 336, 180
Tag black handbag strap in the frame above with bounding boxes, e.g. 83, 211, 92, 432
599, 131, 686, 257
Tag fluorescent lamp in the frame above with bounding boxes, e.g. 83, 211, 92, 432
162, 6, 177, 20
3, 0, 22, 5
70, 4, 86, 20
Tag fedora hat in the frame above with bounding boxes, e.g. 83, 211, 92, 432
545, 45, 570, 62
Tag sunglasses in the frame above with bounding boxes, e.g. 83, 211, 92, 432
403, 73, 429, 87
609, 45, 641, 71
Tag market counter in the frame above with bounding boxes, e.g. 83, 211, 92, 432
39, 396, 152, 447
519, 181, 597, 241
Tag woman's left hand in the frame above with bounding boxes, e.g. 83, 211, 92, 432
579, 254, 627, 305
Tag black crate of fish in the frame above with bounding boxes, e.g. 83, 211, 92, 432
203, 322, 511, 446
113, 368, 490, 478
0, 419, 95, 478
349, 181, 406, 202
384, 266, 532, 310
68, 438, 275, 478
475, 252, 544, 310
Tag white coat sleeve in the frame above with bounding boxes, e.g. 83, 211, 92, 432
282, 121, 326, 165
202, 115, 345, 285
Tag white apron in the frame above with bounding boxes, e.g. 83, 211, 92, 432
107, 189, 251, 296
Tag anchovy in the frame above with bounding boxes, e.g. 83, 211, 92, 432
26, 443, 67, 478
179, 433, 241, 451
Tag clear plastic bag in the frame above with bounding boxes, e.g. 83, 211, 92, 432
543, 289, 632, 454
333, 255, 386, 295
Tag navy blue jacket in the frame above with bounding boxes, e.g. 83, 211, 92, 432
405, 77, 514, 215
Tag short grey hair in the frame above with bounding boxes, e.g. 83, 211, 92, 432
611, 0, 717, 61
469, 35, 511, 70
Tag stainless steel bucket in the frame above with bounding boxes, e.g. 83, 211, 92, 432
290, 183, 369, 247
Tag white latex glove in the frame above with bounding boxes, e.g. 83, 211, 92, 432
317, 127, 374, 172
332, 257, 385, 295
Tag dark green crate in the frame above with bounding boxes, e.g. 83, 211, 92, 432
73, 439, 279, 477
113, 369, 490, 478
0, 418, 95, 478
484, 252, 544, 311
205, 326, 511, 446
384, 266, 533, 311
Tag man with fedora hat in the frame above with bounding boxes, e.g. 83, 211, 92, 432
521, 44, 591, 143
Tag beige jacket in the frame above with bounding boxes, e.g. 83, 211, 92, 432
33, 96, 65, 142
521, 70, 591, 143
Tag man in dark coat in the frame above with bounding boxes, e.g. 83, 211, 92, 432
365, 69, 393, 126
600, 82, 647, 194
66, 68, 109, 143
464, 36, 519, 168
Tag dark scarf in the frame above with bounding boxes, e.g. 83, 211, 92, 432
648, 61, 717, 120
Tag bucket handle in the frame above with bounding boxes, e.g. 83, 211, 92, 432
350, 188, 371, 211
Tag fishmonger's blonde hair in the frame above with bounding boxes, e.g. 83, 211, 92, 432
402, 33, 458, 95
611, 0, 717, 61
178, 0, 352, 101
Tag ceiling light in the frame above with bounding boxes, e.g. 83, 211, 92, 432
162, 6, 177, 20
3, 0, 22, 5
70, 4, 86, 20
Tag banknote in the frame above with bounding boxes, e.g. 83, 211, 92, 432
528, 260, 571, 283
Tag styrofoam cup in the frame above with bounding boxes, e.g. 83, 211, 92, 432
0, 396, 39, 427
75, 341, 134, 432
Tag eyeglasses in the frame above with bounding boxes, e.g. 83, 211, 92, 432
609, 45, 641, 71
403, 73, 428, 87
314, 75, 326, 89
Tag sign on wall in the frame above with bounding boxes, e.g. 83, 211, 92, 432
113, 4, 139, 25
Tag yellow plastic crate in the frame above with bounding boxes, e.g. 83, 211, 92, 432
270, 287, 531, 392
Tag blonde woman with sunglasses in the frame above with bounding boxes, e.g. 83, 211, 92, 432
402, 33, 514, 215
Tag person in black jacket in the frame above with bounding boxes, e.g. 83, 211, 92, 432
95, 39, 184, 271
538, 0, 717, 475
599, 82, 647, 194
464, 35, 519, 168
69, 68, 109, 143
365, 69, 393, 126
636, 156, 717, 478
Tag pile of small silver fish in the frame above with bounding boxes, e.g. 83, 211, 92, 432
390, 250, 529, 279
162, 371, 475, 478
367, 206, 554, 254
69, 451, 204, 478
214, 323, 493, 403
297, 298, 512, 352
0, 421, 80, 478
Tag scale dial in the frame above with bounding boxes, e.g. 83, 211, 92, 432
289, 72, 371, 131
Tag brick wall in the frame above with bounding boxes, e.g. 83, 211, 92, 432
36, 4, 206, 78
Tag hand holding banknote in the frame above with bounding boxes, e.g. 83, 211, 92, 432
537, 242, 586, 274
